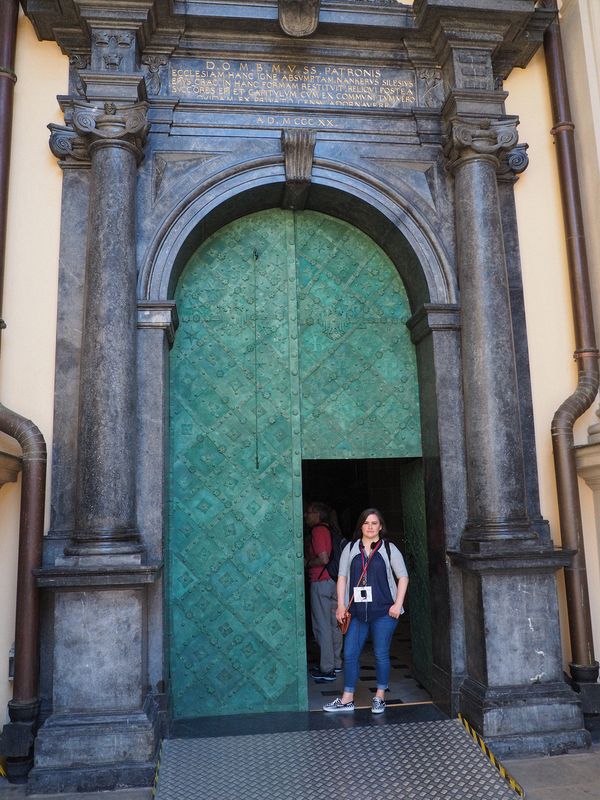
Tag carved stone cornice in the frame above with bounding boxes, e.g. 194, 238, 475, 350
71, 101, 149, 160
417, 1, 555, 78
444, 117, 519, 170
23, 1, 553, 86
278, 0, 321, 38
432, 25, 502, 95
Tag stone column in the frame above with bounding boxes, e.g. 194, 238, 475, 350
446, 118, 537, 551
445, 117, 588, 756
66, 101, 148, 556
32, 58, 161, 791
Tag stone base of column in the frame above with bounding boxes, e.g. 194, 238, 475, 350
32, 561, 162, 792
28, 711, 157, 794
450, 546, 588, 756
460, 520, 542, 554
460, 677, 590, 757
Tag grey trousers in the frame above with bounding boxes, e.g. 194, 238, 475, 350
310, 578, 343, 674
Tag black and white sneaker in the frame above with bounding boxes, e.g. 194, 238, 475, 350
323, 698, 355, 713
371, 696, 386, 714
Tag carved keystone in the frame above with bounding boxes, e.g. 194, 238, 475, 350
278, 0, 320, 38
281, 128, 316, 210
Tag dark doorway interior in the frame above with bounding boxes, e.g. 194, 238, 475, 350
302, 457, 432, 710
302, 458, 406, 544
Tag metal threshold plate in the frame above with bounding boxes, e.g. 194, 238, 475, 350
155, 719, 518, 799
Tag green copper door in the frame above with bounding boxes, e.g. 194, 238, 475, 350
295, 212, 420, 459
169, 209, 422, 718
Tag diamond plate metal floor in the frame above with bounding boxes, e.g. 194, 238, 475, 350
154, 719, 519, 800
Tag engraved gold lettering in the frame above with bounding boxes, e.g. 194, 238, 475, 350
170, 59, 417, 111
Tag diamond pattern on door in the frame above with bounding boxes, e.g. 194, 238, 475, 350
169, 209, 423, 720
169, 210, 306, 719
295, 211, 421, 459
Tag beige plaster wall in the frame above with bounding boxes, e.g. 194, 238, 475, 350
507, 41, 600, 666
0, 14, 67, 725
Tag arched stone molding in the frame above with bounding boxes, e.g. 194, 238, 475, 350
138, 160, 457, 311
135, 160, 466, 719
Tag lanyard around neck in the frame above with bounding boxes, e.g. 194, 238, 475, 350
359, 540, 381, 582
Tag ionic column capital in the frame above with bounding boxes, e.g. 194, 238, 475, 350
71, 100, 149, 161
445, 117, 520, 171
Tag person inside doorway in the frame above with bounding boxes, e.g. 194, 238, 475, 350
304, 502, 343, 682
324, 508, 409, 714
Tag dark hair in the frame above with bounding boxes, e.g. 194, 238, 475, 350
353, 508, 387, 541
306, 501, 341, 535
306, 501, 331, 524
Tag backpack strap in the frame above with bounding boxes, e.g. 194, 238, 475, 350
384, 539, 399, 584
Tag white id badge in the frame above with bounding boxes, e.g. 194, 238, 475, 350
353, 586, 372, 603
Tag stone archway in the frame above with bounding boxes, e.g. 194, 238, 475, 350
137, 169, 464, 721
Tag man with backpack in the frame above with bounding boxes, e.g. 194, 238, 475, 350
304, 502, 345, 682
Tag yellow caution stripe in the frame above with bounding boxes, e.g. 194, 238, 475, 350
0, 759, 6, 778
458, 713, 525, 798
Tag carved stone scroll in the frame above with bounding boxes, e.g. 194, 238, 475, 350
444, 117, 519, 169
497, 143, 529, 181
48, 123, 90, 166
278, 0, 320, 38
72, 100, 148, 161
281, 128, 316, 210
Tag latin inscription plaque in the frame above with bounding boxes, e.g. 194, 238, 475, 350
170, 58, 417, 111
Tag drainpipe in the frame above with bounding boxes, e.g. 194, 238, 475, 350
542, 0, 600, 686
0, 0, 48, 783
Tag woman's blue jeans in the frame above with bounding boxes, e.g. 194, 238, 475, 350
343, 613, 398, 693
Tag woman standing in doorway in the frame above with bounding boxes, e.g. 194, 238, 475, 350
323, 508, 409, 714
